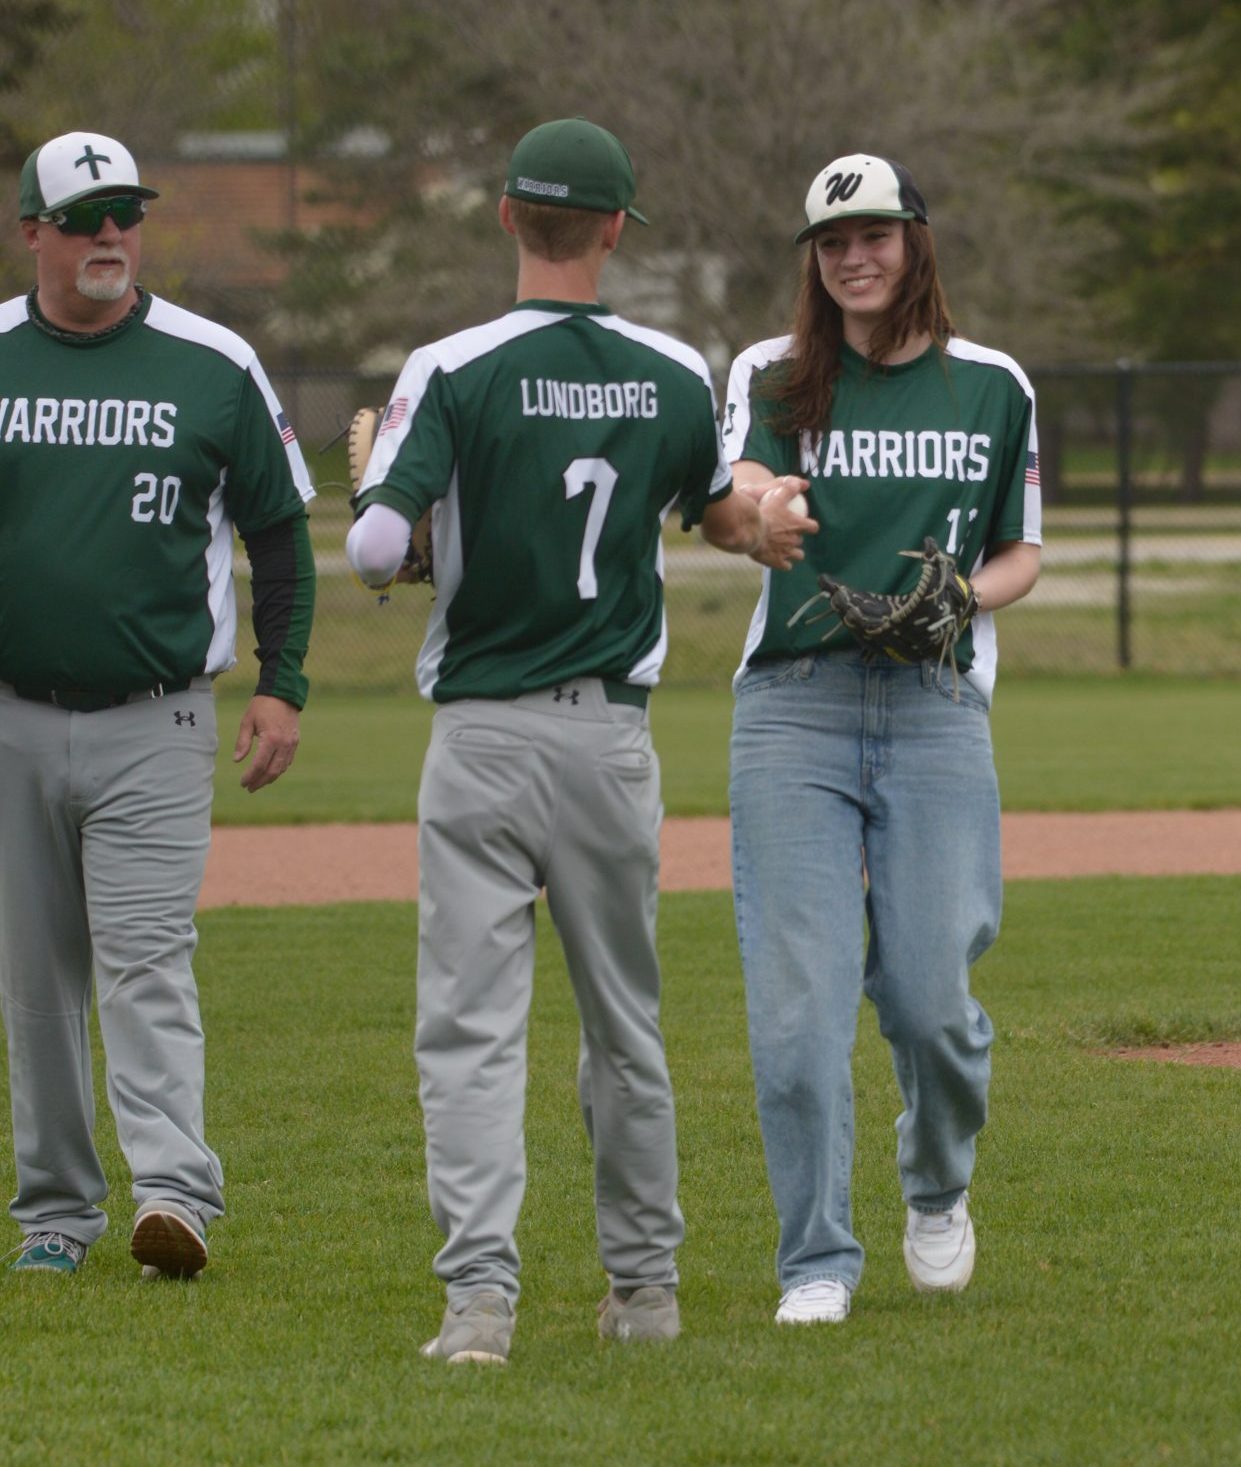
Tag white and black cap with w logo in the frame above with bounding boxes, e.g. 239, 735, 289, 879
19, 131, 159, 218
794, 154, 928, 244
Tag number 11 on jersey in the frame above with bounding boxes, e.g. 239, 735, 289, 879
563, 457, 618, 600
944, 505, 980, 555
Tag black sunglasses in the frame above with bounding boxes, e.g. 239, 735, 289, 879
38, 194, 148, 237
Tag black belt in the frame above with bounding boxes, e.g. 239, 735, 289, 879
9, 678, 196, 714
601, 678, 649, 710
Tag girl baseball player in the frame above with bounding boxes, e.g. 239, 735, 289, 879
722, 153, 1042, 1324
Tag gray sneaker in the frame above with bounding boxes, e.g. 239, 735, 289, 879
420, 1290, 515, 1365
597, 1285, 680, 1342
131, 1199, 208, 1280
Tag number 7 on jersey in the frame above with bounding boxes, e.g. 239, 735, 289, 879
563, 457, 617, 600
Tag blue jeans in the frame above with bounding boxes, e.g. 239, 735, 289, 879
730, 651, 999, 1292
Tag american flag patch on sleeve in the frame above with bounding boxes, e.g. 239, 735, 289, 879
276, 410, 296, 445
379, 399, 409, 434
1025, 451, 1040, 488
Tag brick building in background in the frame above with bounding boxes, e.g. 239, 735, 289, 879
0, 130, 397, 441
1, 129, 386, 359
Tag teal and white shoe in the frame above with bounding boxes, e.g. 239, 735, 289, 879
131, 1199, 208, 1280
8, 1232, 88, 1274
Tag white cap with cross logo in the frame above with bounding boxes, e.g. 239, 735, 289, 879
19, 131, 159, 219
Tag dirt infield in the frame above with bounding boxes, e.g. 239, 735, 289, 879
201, 810, 1241, 1070
1107, 1043, 1241, 1070
201, 809, 1241, 910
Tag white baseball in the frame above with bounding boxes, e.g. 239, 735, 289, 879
762, 486, 809, 518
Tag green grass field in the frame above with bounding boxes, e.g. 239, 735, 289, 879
13, 656, 1241, 1461
2, 882, 1239, 1465
213, 675, 1241, 823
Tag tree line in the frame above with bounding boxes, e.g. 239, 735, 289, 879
2, 0, 1238, 380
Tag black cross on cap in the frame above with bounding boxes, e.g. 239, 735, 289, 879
74, 143, 112, 179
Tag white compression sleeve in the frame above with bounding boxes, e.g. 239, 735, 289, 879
345, 502, 413, 586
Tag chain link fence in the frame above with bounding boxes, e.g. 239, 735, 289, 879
220, 362, 1241, 696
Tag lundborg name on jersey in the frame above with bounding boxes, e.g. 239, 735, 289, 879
521, 377, 659, 421
805, 429, 993, 481
0, 396, 177, 446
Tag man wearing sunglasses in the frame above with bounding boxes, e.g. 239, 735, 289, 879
0, 131, 316, 1280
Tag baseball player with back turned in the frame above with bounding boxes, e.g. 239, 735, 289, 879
0, 132, 315, 1278
347, 117, 811, 1364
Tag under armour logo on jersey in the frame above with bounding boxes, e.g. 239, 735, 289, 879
552, 686, 580, 705
173, 710, 196, 726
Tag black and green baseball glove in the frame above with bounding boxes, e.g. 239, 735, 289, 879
790, 537, 978, 694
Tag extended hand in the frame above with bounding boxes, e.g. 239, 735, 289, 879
749, 476, 818, 571
233, 694, 301, 792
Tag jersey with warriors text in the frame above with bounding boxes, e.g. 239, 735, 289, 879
0, 292, 313, 695
356, 299, 732, 702
724, 336, 1042, 698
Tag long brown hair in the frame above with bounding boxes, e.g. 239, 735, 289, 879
763, 221, 954, 437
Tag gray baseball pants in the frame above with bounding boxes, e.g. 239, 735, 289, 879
0, 681, 224, 1245
415, 679, 684, 1308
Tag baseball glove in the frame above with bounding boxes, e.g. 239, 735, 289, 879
347, 405, 433, 585
789, 537, 978, 696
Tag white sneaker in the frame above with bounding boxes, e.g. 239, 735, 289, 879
775, 1279, 850, 1324
904, 1193, 975, 1293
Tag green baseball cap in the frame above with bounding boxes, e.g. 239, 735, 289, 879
504, 118, 648, 225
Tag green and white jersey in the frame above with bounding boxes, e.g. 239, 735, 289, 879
723, 336, 1042, 699
356, 299, 731, 702
0, 291, 313, 694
